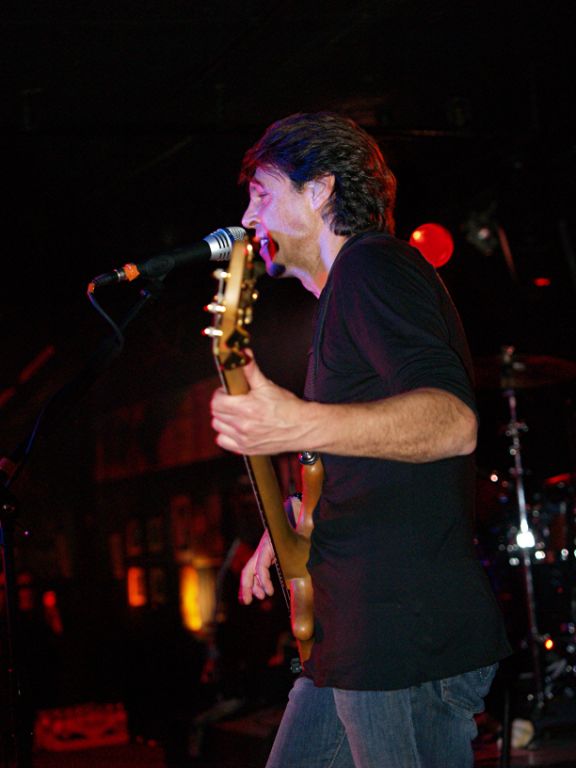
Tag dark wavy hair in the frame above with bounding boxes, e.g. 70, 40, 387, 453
239, 112, 396, 235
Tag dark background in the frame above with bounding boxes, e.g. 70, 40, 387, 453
1, 0, 576, 757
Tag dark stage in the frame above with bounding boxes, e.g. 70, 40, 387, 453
29, 710, 576, 767
2, 1, 576, 766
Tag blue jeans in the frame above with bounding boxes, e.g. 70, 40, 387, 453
266, 665, 497, 768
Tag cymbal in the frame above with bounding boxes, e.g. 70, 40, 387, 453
474, 354, 576, 390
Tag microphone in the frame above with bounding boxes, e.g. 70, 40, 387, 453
88, 226, 247, 291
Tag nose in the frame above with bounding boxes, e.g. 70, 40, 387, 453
241, 198, 258, 229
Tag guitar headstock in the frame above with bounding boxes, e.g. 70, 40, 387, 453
203, 240, 263, 371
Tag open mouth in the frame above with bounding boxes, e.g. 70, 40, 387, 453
258, 235, 285, 277
259, 235, 276, 259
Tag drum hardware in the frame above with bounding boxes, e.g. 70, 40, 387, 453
504, 390, 545, 709
482, 346, 546, 711
474, 352, 576, 391
499, 496, 570, 566
541, 477, 576, 657
476, 348, 576, 742
477, 346, 576, 722
543, 474, 576, 560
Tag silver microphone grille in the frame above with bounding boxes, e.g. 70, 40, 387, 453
204, 226, 247, 261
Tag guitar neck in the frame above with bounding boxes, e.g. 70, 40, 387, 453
221, 365, 310, 581
205, 240, 317, 659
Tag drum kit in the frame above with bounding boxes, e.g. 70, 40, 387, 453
474, 346, 576, 718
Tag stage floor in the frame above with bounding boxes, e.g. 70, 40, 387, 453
31, 721, 576, 768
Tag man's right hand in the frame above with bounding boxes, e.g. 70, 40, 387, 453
239, 530, 276, 604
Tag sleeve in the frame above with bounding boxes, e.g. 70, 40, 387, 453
332, 238, 477, 414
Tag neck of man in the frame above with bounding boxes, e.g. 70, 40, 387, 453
305, 229, 349, 297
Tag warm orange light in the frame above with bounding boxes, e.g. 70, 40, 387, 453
544, 638, 554, 651
179, 564, 218, 632
180, 566, 203, 631
409, 223, 454, 268
127, 567, 147, 607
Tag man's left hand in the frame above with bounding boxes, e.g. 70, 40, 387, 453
211, 358, 306, 455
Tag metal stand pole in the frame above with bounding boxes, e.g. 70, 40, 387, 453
504, 385, 545, 712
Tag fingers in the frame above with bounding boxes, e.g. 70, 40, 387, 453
238, 533, 276, 605
239, 564, 273, 604
214, 430, 242, 454
255, 562, 275, 598
242, 357, 268, 389
210, 387, 246, 454
211, 386, 240, 417
239, 554, 257, 605
210, 355, 304, 455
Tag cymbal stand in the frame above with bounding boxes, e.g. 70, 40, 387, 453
504, 385, 545, 711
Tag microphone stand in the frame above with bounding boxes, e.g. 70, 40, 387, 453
0, 278, 165, 768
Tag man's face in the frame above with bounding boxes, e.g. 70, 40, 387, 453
241, 166, 321, 278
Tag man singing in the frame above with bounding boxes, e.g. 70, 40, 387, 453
211, 112, 510, 767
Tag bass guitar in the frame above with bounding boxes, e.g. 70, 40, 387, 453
204, 239, 323, 664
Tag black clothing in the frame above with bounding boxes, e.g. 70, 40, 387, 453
303, 232, 511, 690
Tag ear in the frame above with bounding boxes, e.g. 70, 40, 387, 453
307, 174, 335, 212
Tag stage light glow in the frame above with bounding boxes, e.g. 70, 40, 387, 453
409, 223, 454, 268
516, 529, 535, 549
42, 590, 64, 634
533, 277, 551, 287
127, 567, 147, 607
180, 566, 203, 631
179, 563, 218, 633
43, 590, 57, 608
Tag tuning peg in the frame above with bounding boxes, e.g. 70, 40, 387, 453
213, 269, 230, 280
202, 327, 223, 338
204, 302, 226, 314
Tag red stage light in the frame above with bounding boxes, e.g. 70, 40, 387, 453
409, 223, 454, 268
42, 590, 64, 634
42, 590, 57, 608
533, 277, 551, 287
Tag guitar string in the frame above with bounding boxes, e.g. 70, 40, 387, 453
242, 455, 292, 612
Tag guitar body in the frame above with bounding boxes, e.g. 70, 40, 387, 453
205, 241, 323, 662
